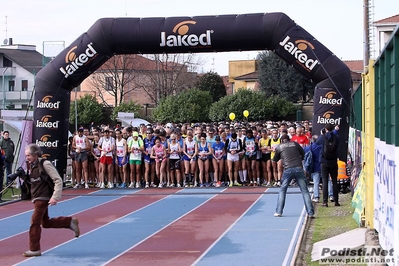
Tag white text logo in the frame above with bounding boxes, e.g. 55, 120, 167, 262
279, 36, 319, 72
160, 20, 212, 47
59, 43, 97, 78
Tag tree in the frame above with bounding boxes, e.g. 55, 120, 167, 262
258, 51, 315, 102
136, 53, 204, 105
110, 101, 142, 121
209, 89, 297, 121
151, 89, 212, 123
69, 94, 103, 127
194, 71, 226, 102
88, 54, 146, 107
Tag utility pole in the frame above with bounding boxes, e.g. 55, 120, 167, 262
363, 0, 370, 69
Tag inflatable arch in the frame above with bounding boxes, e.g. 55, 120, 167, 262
33, 12, 351, 174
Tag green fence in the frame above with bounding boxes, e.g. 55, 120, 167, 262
374, 25, 399, 145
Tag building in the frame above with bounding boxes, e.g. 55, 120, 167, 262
77, 54, 197, 108
374, 14, 399, 54
0, 39, 45, 110
228, 59, 258, 93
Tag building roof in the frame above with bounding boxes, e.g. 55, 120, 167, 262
0, 47, 45, 75
99, 54, 186, 72
374, 14, 399, 24
343, 60, 363, 73
234, 71, 259, 81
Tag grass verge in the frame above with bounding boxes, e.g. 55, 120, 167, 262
1, 185, 21, 201
298, 192, 360, 265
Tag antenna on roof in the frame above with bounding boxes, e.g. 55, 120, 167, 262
5, 16, 7, 40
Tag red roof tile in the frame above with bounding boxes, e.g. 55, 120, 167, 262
374, 14, 399, 24
343, 60, 363, 73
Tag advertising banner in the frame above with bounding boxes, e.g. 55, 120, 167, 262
374, 138, 396, 265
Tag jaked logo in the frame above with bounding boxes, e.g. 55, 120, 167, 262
42, 153, 51, 159
317, 111, 342, 125
36, 96, 61, 110
36, 134, 59, 148
36, 115, 60, 129
279, 36, 319, 72
59, 42, 98, 78
319, 91, 343, 105
160, 20, 213, 47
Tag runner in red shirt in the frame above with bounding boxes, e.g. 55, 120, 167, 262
290, 126, 309, 147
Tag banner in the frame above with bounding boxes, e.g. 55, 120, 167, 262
351, 169, 365, 226
374, 138, 396, 265
395, 146, 399, 266
16, 120, 33, 170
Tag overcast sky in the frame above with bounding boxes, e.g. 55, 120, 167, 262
1, 0, 398, 75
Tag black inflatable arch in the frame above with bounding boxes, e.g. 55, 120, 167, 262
34, 12, 351, 174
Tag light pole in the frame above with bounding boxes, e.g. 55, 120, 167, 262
2, 67, 8, 110
143, 103, 149, 117
74, 87, 78, 132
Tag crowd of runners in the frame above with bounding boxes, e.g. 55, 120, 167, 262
68, 120, 314, 189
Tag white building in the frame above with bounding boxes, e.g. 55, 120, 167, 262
0, 38, 45, 111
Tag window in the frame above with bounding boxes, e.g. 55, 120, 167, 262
3, 57, 12, 67
105, 77, 114, 91
22, 80, 28, 91
8, 80, 15, 91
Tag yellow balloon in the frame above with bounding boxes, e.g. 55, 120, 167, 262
229, 112, 235, 121
243, 110, 249, 118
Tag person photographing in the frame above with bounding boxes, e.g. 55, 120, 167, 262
22, 143, 80, 257
272, 134, 315, 218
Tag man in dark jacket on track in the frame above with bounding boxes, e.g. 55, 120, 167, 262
316, 123, 340, 207
272, 134, 315, 218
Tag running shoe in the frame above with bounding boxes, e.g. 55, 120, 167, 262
108, 182, 113, 188
145, 182, 149, 189
229, 182, 233, 187
177, 183, 182, 188
233, 181, 241, 186
215, 181, 221, 187
274, 213, 282, 217
85, 183, 89, 189
129, 182, 135, 188
120, 183, 126, 189
100, 183, 105, 189
136, 182, 141, 188
158, 183, 163, 188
